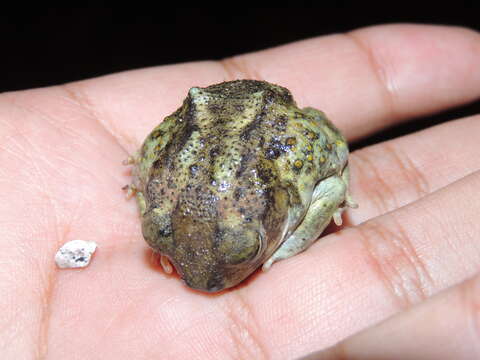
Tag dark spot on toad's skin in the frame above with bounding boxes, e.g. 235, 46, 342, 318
305, 130, 318, 140
167, 178, 177, 189
235, 152, 254, 178
273, 115, 288, 132
214, 117, 227, 127
265, 139, 290, 160
158, 222, 172, 237
189, 164, 200, 176
152, 158, 163, 170
257, 164, 275, 184
263, 89, 276, 105
264, 147, 280, 160
258, 136, 265, 148
233, 187, 245, 201
150, 128, 164, 140
209, 146, 220, 158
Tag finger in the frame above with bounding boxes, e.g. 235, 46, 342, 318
229, 24, 480, 141
59, 24, 480, 152
245, 170, 480, 358
303, 273, 480, 360
347, 114, 480, 224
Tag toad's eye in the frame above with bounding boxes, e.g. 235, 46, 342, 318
216, 227, 261, 265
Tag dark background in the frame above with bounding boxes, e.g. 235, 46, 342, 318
2, 6, 479, 147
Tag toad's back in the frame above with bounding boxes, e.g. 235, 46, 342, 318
131, 80, 352, 292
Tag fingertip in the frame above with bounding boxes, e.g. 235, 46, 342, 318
350, 23, 480, 121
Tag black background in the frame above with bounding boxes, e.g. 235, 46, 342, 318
2, 6, 479, 147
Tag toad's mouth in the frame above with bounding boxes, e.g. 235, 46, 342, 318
157, 250, 264, 293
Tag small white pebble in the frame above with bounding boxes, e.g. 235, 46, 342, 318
55, 240, 98, 269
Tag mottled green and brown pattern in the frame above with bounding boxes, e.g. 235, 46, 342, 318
130, 80, 356, 292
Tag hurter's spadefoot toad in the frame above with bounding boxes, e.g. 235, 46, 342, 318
126, 80, 356, 292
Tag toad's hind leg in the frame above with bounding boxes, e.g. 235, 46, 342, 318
263, 174, 350, 271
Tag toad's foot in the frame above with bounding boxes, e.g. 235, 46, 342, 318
122, 155, 136, 166
151, 252, 174, 274
333, 194, 358, 226
122, 184, 138, 200
160, 254, 173, 274
263, 174, 351, 271
122, 154, 139, 199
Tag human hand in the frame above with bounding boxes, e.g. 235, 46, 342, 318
1, 24, 479, 359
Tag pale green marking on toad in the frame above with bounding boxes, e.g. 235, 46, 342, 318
126, 80, 357, 292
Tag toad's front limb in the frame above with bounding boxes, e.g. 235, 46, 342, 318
263, 167, 355, 271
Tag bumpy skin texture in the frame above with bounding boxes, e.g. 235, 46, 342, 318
131, 80, 355, 292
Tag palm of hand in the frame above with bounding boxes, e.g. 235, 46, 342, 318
2, 24, 480, 359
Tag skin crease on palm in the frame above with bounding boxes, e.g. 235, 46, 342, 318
1, 23, 480, 360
